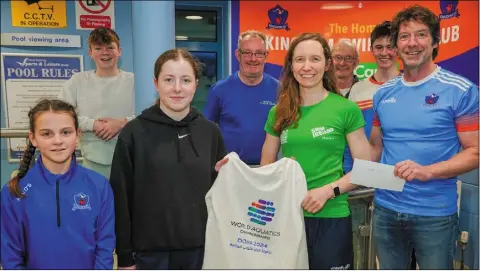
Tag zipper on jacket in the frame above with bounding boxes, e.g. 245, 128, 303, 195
56, 180, 61, 228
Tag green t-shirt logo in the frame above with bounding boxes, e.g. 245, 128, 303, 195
311, 127, 335, 139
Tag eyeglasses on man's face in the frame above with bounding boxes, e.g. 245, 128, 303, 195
239, 50, 267, 59
333, 55, 357, 64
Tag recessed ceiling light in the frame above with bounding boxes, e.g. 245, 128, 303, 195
186, 15, 203, 20
176, 36, 188, 40
320, 3, 353, 10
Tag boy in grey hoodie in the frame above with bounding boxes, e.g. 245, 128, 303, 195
60, 28, 135, 178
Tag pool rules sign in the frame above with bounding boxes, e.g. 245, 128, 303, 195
75, 0, 115, 30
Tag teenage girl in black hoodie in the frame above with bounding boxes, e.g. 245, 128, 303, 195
110, 49, 226, 270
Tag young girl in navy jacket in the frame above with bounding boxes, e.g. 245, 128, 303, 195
1, 99, 115, 269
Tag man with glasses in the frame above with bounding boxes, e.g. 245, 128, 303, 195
60, 27, 135, 178
332, 39, 359, 98
204, 30, 279, 166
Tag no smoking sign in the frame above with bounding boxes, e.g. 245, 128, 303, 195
75, 0, 115, 30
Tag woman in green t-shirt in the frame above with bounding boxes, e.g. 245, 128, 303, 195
261, 32, 371, 269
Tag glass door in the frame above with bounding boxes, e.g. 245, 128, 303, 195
175, 5, 224, 112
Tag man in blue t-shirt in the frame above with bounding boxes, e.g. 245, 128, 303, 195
204, 30, 279, 165
370, 5, 479, 270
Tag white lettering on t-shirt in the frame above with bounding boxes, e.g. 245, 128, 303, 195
380, 97, 396, 104
280, 130, 288, 144
311, 127, 334, 138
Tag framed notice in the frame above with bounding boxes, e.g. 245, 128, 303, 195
1, 53, 84, 162
75, 0, 115, 30
10, 0, 67, 28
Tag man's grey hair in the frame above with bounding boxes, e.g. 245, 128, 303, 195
237, 30, 267, 49
332, 39, 359, 59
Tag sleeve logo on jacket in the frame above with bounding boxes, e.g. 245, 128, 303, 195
72, 192, 91, 211
16, 183, 32, 201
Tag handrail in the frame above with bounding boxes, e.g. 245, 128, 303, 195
349, 187, 376, 269
348, 188, 375, 200
0, 128, 29, 138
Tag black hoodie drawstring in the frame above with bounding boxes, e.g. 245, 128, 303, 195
186, 124, 199, 158
56, 179, 61, 227
173, 123, 199, 162
173, 124, 182, 162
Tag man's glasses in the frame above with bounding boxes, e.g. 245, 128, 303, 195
239, 50, 267, 58
333, 55, 357, 64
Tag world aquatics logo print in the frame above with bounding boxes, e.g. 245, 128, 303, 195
248, 199, 276, 226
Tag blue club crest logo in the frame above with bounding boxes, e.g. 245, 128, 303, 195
72, 192, 91, 211
425, 93, 440, 105
439, 0, 460, 19
266, 5, 290, 31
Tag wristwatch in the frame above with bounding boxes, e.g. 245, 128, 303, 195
330, 183, 340, 199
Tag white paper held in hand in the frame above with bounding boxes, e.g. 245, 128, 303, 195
350, 159, 405, 192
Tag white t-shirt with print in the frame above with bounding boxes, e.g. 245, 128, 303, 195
203, 152, 309, 269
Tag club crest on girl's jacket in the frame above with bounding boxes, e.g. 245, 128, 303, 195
72, 192, 91, 211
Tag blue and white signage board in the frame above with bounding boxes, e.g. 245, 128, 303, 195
1, 33, 82, 48
1, 53, 84, 162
